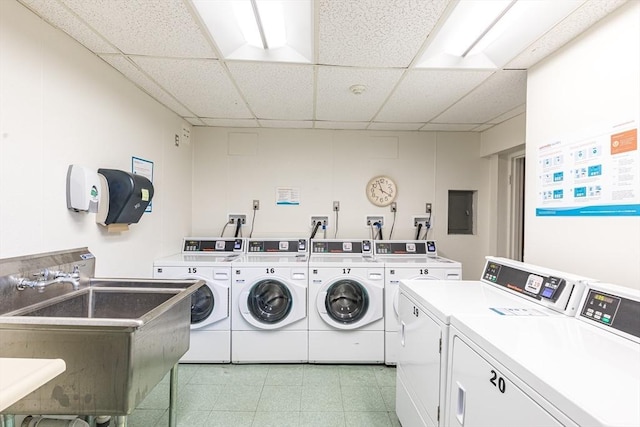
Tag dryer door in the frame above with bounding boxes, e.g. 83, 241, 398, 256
239, 278, 305, 329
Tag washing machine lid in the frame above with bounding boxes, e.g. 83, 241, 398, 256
450, 312, 640, 427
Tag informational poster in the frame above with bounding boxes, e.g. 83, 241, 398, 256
132, 156, 154, 213
276, 187, 300, 206
536, 119, 639, 216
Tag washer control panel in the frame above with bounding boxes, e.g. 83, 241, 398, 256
374, 240, 435, 256
312, 240, 373, 255
247, 239, 308, 254
183, 238, 244, 253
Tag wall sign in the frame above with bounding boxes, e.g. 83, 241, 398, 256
536, 118, 639, 216
276, 187, 300, 206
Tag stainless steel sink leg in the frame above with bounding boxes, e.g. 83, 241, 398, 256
1, 415, 15, 427
169, 363, 178, 427
113, 415, 127, 427
85, 416, 96, 427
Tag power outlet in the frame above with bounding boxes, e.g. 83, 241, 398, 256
413, 216, 430, 227
228, 214, 246, 225
390, 202, 397, 212
426, 203, 432, 213
366, 216, 384, 227
253, 200, 260, 210
333, 201, 340, 211
311, 216, 329, 227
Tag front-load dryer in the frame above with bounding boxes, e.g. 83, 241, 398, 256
231, 238, 309, 363
446, 281, 640, 427
396, 256, 590, 427
308, 239, 384, 363
374, 240, 462, 365
153, 237, 245, 363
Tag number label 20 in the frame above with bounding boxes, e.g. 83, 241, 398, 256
489, 370, 506, 393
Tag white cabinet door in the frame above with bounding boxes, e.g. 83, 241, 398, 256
397, 292, 442, 426
446, 335, 564, 427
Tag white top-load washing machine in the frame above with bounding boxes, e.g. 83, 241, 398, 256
446, 281, 640, 427
396, 256, 590, 427
374, 240, 462, 365
308, 239, 384, 363
153, 237, 245, 363
231, 238, 309, 363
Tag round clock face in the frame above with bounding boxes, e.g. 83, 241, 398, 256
366, 176, 397, 207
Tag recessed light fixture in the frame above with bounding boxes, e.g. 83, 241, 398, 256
192, 0, 313, 63
417, 0, 584, 69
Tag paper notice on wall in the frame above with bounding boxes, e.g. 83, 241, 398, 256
536, 118, 640, 216
276, 187, 300, 206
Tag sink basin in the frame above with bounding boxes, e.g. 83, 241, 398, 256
0, 277, 202, 415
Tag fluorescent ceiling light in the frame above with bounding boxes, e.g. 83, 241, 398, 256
192, 0, 313, 63
417, 0, 585, 69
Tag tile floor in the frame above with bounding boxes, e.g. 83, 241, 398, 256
130, 363, 399, 427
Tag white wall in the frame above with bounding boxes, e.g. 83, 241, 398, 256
192, 127, 491, 279
0, 1, 193, 277
525, 1, 640, 289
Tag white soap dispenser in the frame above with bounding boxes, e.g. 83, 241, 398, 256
66, 164, 100, 213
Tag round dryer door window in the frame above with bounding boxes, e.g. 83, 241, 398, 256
325, 280, 369, 324
248, 279, 293, 324
191, 284, 215, 324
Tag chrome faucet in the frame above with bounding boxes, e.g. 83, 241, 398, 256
16, 265, 81, 292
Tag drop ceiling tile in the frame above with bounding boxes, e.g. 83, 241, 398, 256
201, 118, 259, 128
318, 0, 449, 67
226, 62, 313, 120
185, 117, 206, 126
473, 124, 495, 132
258, 120, 314, 129
314, 121, 370, 130
131, 57, 252, 119
376, 70, 494, 123
487, 105, 526, 124
60, 0, 215, 57
19, 0, 117, 53
368, 122, 423, 131
421, 123, 481, 132
507, 0, 626, 69
434, 70, 527, 124
100, 54, 192, 117
315, 66, 403, 122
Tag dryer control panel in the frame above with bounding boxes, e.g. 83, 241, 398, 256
482, 260, 566, 303
579, 287, 640, 341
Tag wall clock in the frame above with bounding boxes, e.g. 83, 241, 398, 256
366, 175, 397, 207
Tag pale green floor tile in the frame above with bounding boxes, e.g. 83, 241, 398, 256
300, 411, 346, 427
302, 364, 341, 385
300, 385, 344, 412
252, 411, 301, 427
341, 385, 387, 412
344, 411, 393, 427
256, 385, 303, 412
204, 411, 255, 427
132, 364, 398, 427
212, 384, 263, 411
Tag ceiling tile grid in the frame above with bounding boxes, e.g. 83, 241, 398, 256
375, 69, 494, 123
131, 57, 252, 119
14, 0, 627, 131
60, 0, 215, 57
317, 0, 449, 67
99, 54, 193, 117
226, 62, 315, 120
433, 70, 528, 124
315, 66, 404, 122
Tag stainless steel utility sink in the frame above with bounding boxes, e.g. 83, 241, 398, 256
0, 249, 202, 417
